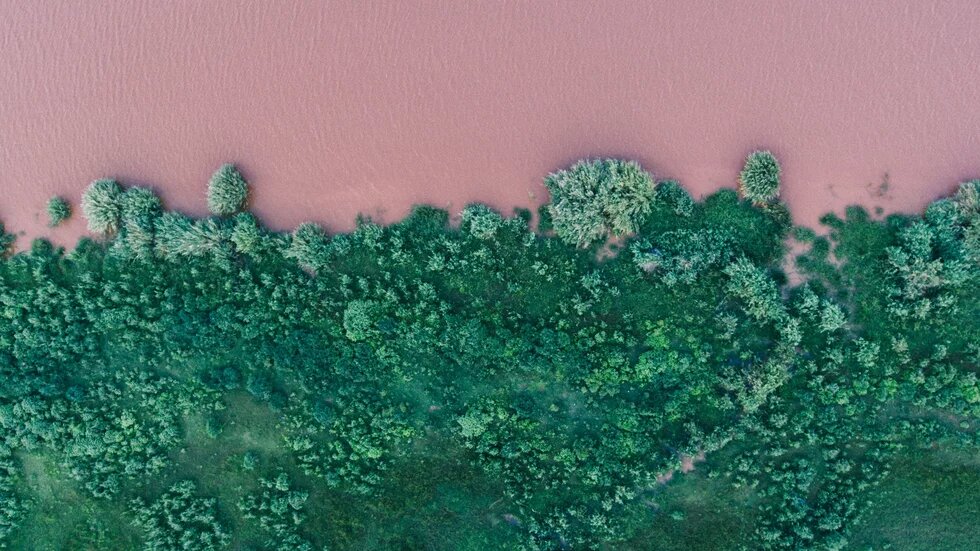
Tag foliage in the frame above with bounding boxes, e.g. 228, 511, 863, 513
130, 481, 229, 551
207, 164, 249, 216
0, 159, 976, 549
739, 151, 781, 203
461, 204, 505, 240
0, 224, 13, 257
239, 472, 313, 550
81, 179, 123, 233
544, 158, 656, 247
46, 197, 71, 227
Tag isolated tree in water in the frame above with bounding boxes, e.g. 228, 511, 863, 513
544, 158, 655, 247
46, 197, 71, 227
207, 163, 249, 216
739, 151, 781, 203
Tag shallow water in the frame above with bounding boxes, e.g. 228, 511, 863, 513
2, 1, 979, 249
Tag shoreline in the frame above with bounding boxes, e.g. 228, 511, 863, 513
2, 159, 969, 254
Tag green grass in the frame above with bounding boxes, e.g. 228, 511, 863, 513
618, 469, 758, 550
849, 448, 980, 550
12, 454, 138, 550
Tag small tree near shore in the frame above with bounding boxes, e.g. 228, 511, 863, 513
207, 164, 249, 216
739, 151, 781, 203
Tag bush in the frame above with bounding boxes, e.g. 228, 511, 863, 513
740, 151, 781, 203
655, 179, 695, 217
461, 204, 504, 240
207, 164, 248, 216
46, 197, 71, 227
81, 179, 123, 233
154, 213, 227, 258
544, 158, 656, 247
121, 187, 163, 224
285, 222, 329, 271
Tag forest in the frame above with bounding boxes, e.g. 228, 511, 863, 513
0, 154, 977, 550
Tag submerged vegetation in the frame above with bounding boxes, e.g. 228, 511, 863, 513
0, 152, 977, 549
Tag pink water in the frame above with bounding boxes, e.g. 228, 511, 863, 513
2, 1, 980, 250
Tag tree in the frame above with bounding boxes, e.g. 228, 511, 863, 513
723, 257, 786, 322
117, 187, 163, 258
230, 212, 265, 257
739, 151, 781, 203
655, 180, 694, 217
461, 204, 504, 240
81, 179, 124, 233
285, 222, 329, 271
47, 197, 71, 227
343, 299, 378, 342
953, 179, 979, 221
154, 212, 227, 258
122, 187, 163, 223
544, 159, 656, 247
239, 472, 312, 551
207, 164, 248, 216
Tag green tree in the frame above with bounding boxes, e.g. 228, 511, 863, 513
118, 187, 163, 258
81, 179, 124, 233
544, 158, 655, 247
723, 256, 786, 322
130, 481, 230, 551
739, 151, 781, 203
0, 223, 13, 256
46, 197, 71, 227
461, 204, 504, 240
285, 222, 329, 271
207, 164, 248, 216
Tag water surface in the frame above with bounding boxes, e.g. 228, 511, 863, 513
2, 1, 979, 249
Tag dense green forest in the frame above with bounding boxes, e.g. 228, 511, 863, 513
0, 155, 977, 550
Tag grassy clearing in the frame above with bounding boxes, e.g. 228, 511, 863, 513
619, 469, 758, 550
849, 447, 980, 550
12, 454, 138, 550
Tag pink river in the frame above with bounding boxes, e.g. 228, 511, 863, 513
2, 1, 980, 250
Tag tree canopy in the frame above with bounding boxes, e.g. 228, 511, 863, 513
544, 158, 656, 247
739, 150, 781, 203
0, 160, 977, 550
46, 197, 71, 227
80, 178, 123, 233
207, 164, 249, 216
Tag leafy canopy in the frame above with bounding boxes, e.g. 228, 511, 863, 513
207, 164, 249, 216
81, 178, 123, 233
46, 197, 71, 227
739, 150, 781, 203
544, 158, 656, 247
